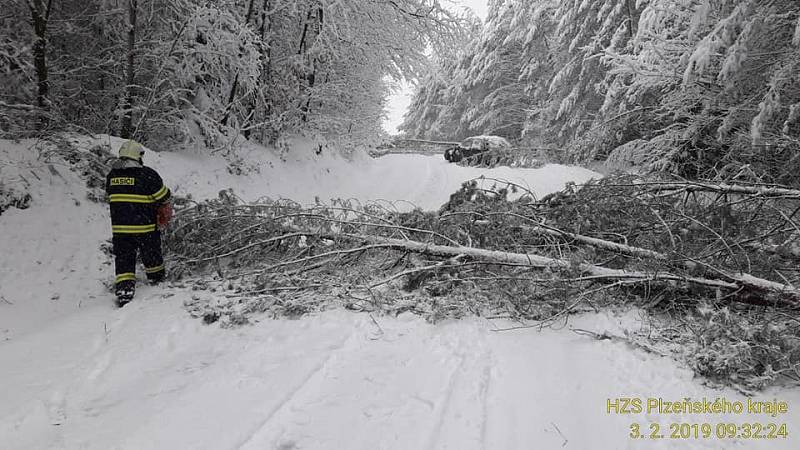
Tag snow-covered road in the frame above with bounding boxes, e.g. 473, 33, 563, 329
3, 293, 798, 449
1, 137, 798, 449
155, 145, 600, 211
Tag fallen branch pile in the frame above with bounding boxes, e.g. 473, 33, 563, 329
458, 147, 546, 169
165, 175, 800, 390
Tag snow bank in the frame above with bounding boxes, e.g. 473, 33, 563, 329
0, 138, 111, 339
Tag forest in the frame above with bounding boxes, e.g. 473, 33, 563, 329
402, 0, 800, 183
0, 0, 467, 148
5, 0, 800, 177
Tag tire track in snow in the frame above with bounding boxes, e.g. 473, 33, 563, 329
423, 354, 466, 450
234, 327, 359, 450
478, 353, 492, 450
231, 318, 472, 449
424, 329, 494, 450
0, 297, 145, 449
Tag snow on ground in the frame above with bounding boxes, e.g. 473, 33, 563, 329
3, 296, 799, 449
107, 135, 598, 210
1, 136, 799, 449
0, 139, 110, 338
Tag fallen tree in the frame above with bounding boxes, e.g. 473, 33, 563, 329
164, 175, 800, 390
327, 232, 800, 307
168, 178, 800, 308
636, 181, 800, 199
221, 221, 798, 307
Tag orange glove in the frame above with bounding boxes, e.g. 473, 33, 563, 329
157, 202, 173, 230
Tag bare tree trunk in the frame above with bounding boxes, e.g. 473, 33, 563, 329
518, 224, 668, 260
120, 0, 138, 139
300, 5, 322, 122
297, 8, 313, 55
301, 69, 315, 122
260, 0, 272, 85
328, 232, 800, 307
625, 0, 636, 38
28, 0, 54, 125
252, 0, 273, 140
642, 181, 800, 198
221, 0, 258, 127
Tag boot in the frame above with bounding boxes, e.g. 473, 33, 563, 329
147, 271, 165, 285
115, 280, 135, 307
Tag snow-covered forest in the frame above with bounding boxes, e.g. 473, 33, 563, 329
5, 0, 800, 172
402, 0, 800, 180
3, 1, 800, 448
1, 0, 468, 147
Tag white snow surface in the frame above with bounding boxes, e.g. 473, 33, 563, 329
145, 137, 596, 210
1, 136, 799, 449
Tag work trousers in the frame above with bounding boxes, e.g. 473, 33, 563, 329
112, 230, 165, 288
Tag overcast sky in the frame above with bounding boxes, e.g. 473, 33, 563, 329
383, 0, 488, 135
450, 0, 489, 21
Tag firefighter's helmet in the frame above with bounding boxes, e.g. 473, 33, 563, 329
119, 140, 144, 161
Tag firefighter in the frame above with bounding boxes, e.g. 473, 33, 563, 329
105, 140, 173, 306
